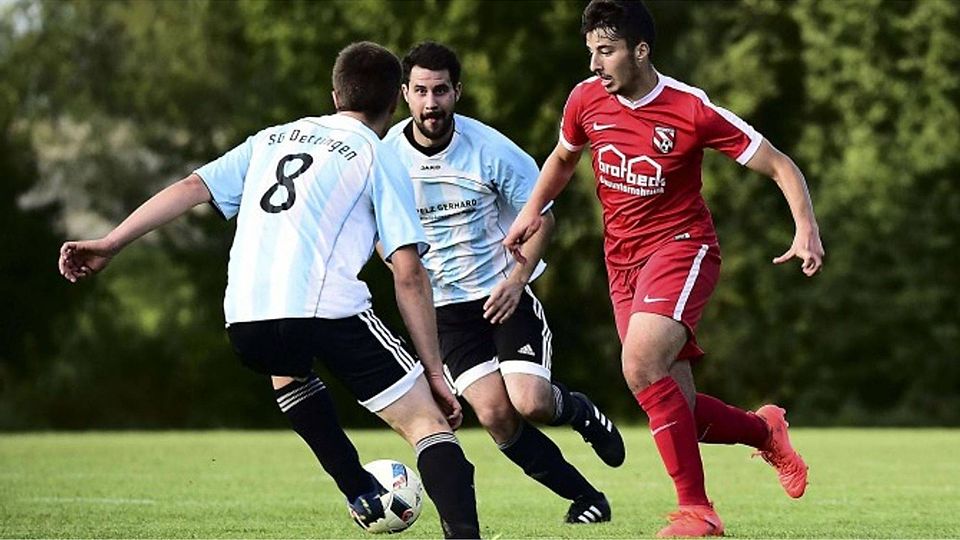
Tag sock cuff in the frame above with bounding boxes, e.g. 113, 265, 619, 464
548, 382, 582, 426
497, 422, 527, 451
275, 374, 325, 413
634, 376, 680, 408
414, 431, 459, 457
550, 384, 566, 424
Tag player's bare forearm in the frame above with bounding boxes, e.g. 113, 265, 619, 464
390, 246, 444, 373
484, 211, 555, 323
746, 140, 824, 275
747, 141, 817, 230
504, 143, 580, 260
59, 174, 212, 282
392, 247, 460, 428
106, 173, 213, 253
526, 143, 581, 215
508, 210, 555, 284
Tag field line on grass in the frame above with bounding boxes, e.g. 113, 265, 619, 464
25, 497, 157, 505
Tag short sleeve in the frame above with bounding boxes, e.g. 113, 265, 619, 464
370, 146, 429, 261
560, 84, 588, 152
194, 136, 254, 220
490, 139, 542, 213
695, 96, 763, 165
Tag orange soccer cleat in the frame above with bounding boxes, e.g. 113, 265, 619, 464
656, 504, 724, 538
754, 405, 808, 498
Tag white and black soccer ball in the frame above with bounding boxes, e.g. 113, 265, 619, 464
353, 459, 423, 534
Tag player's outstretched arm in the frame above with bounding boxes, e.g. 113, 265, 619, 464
390, 245, 462, 430
484, 210, 556, 324
745, 140, 824, 276
503, 142, 581, 263
58, 174, 212, 283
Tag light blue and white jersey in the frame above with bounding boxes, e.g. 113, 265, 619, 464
196, 115, 427, 324
384, 114, 547, 306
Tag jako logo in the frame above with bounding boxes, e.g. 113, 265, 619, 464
420, 164, 441, 171
596, 144, 666, 196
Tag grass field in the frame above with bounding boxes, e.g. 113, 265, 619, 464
1, 428, 958, 538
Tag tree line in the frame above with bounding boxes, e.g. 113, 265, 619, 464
1, 0, 957, 429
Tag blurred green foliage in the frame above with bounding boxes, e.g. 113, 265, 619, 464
0, 0, 957, 429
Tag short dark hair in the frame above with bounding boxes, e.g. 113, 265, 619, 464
332, 41, 402, 116
581, 0, 656, 52
401, 41, 462, 86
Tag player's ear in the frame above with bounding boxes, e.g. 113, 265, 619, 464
454, 82, 462, 102
331, 90, 341, 111
634, 41, 650, 65
401, 83, 411, 104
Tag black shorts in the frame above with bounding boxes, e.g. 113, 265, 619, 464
436, 287, 552, 394
226, 310, 423, 412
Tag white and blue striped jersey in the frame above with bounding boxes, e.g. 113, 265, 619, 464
195, 114, 428, 324
384, 114, 547, 306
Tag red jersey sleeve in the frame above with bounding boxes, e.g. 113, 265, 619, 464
559, 82, 589, 152
694, 94, 763, 165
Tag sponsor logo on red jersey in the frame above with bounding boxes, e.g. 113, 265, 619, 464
596, 143, 666, 197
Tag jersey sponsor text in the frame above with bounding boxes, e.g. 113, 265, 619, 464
596, 143, 666, 196
418, 198, 480, 217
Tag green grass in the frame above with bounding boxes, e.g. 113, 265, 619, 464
1, 428, 958, 538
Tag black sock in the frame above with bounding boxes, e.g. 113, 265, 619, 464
415, 433, 480, 539
276, 375, 374, 500
498, 422, 600, 501
547, 381, 587, 429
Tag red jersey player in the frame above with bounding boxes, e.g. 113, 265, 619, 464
504, 0, 824, 537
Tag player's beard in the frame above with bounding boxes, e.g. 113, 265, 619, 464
414, 111, 453, 141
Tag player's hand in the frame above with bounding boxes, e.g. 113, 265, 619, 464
502, 210, 543, 265
773, 226, 824, 276
483, 278, 525, 324
426, 372, 462, 430
59, 239, 117, 283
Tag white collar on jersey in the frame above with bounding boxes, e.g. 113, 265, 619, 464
615, 70, 665, 110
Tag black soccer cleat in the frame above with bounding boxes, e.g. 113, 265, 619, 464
347, 474, 387, 530
565, 492, 611, 524
572, 391, 626, 467
440, 518, 482, 540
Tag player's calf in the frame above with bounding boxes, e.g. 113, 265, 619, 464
499, 421, 605, 511
274, 375, 376, 500
416, 432, 481, 539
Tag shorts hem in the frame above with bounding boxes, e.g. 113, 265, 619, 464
361, 362, 424, 412
498, 360, 551, 380
453, 357, 500, 395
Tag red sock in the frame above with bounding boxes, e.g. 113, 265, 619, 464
694, 393, 769, 448
635, 377, 710, 507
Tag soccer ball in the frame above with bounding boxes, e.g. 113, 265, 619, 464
352, 459, 424, 534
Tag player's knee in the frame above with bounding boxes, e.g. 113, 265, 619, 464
621, 367, 647, 393
621, 355, 667, 393
474, 401, 519, 440
511, 393, 553, 423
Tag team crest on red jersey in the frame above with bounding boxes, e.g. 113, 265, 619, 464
653, 126, 676, 154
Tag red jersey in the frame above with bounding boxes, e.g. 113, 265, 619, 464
560, 73, 763, 269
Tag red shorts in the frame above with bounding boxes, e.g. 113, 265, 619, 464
606, 240, 721, 360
